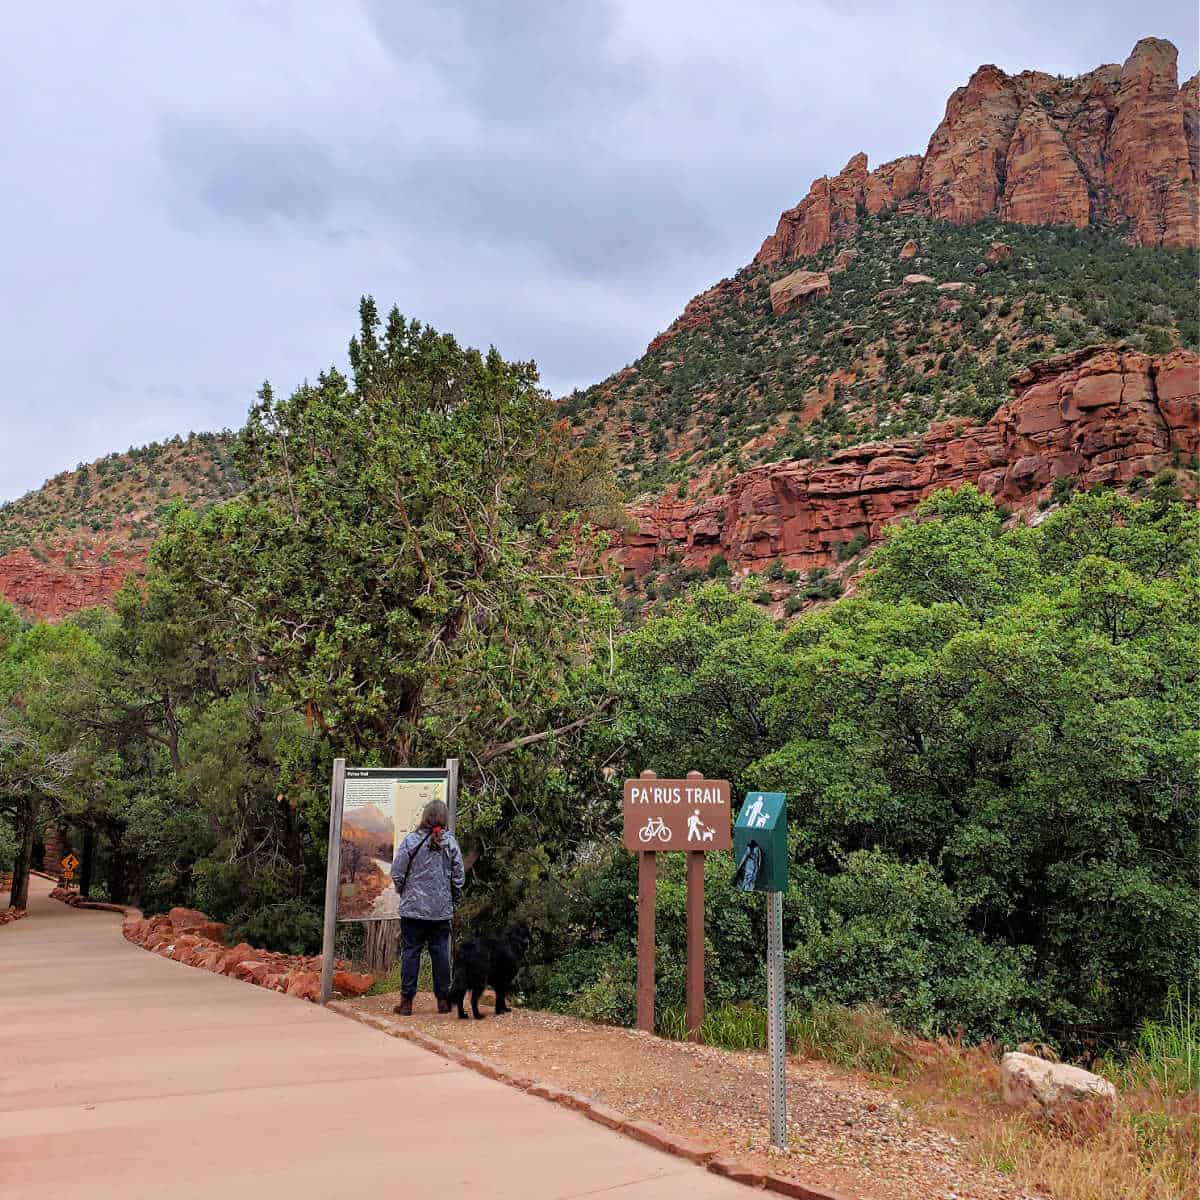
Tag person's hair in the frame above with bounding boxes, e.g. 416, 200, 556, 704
418, 800, 450, 849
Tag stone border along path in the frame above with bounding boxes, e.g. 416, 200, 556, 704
0, 873, 772, 1199
327, 1001, 858, 1200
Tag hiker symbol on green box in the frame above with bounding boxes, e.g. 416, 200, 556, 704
733, 791, 788, 893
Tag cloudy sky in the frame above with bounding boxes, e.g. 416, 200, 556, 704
1, 1, 1195, 501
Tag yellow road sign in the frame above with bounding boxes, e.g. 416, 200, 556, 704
61, 853, 80, 871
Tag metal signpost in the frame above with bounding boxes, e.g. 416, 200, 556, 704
319, 757, 459, 1004
623, 770, 731, 1039
766, 889, 787, 1150
734, 790, 789, 1151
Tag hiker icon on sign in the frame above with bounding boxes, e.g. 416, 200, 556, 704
687, 810, 716, 843
744, 797, 768, 828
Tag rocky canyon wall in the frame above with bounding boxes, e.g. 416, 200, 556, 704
0, 547, 146, 621
619, 347, 1199, 576
757, 37, 1199, 265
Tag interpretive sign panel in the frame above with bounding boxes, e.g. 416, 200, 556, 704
622, 777, 731, 851
336, 767, 450, 922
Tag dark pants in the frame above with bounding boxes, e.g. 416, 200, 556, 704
400, 917, 451, 999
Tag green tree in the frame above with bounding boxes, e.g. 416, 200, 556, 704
147, 300, 619, 900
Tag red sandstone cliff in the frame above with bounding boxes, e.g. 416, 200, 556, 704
619, 347, 1200, 576
0, 547, 146, 621
757, 38, 1199, 266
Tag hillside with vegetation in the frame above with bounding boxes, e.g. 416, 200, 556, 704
566, 215, 1198, 501
0, 432, 240, 559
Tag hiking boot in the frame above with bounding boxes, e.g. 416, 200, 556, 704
436, 997, 452, 1015
393, 996, 414, 1016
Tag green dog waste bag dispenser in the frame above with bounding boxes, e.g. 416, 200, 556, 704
734, 790, 789, 1150
733, 791, 788, 894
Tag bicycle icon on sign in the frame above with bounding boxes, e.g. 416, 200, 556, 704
638, 816, 672, 844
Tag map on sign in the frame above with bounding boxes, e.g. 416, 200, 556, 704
336, 768, 449, 922
622, 777, 732, 852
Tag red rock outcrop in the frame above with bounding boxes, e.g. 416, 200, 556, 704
0, 546, 147, 621
757, 153, 870, 265
1182, 73, 1200, 184
768, 270, 831, 315
618, 348, 1199, 576
923, 65, 1024, 224
646, 278, 745, 353
865, 155, 924, 214
1107, 38, 1199, 247
754, 37, 1199, 267
1000, 103, 1090, 228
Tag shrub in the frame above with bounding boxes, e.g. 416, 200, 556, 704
229, 900, 323, 956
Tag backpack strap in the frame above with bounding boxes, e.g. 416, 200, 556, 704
395, 831, 433, 896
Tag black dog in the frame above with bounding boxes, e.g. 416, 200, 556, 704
448, 923, 530, 1020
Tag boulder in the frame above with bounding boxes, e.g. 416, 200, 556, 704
831, 247, 857, 273
898, 239, 919, 260
285, 972, 322, 1002
333, 970, 374, 997
1001, 1052, 1116, 1125
769, 270, 831, 316
902, 274, 936, 286
986, 242, 1012, 264
167, 905, 226, 943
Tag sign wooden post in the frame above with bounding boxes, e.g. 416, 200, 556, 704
637, 771, 658, 1035
623, 770, 731, 1040
686, 767, 706, 1041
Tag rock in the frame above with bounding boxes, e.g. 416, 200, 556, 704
937, 298, 962, 314
333, 970, 374, 997
768, 270, 831, 315
233, 961, 274, 984
167, 906, 226, 943
902, 274, 936, 285
898, 239, 918, 260
1000, 103, 1090, 227
757, 153, 869, 265
865, 155, 924, 214
0, 546, 147, 623
1108, 38, 1198, 247
937, 282, 970, 292
921, 64, 1023, 224
1001, 1052, 1116, 1124
831, 247, 857, 273
617, 347, 1198, 581
750, 38, 1197, 270
986, 242, 1011, 263
285, 971, 322, 1002
1182, 73, 1200, 183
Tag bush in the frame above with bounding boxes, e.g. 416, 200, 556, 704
229, 900, 323, 956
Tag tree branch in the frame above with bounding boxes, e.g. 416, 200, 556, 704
478, 697, 615, 765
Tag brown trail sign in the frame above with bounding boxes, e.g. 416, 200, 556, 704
624, 771, 731, 1041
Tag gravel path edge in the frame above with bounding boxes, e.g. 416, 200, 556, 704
325, 999, 862, 1200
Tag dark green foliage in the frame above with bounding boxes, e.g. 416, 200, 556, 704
229, 900, 323, 956
554, 487, 1199, 1049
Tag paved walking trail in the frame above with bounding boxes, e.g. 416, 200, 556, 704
2, 876, 744, 1199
